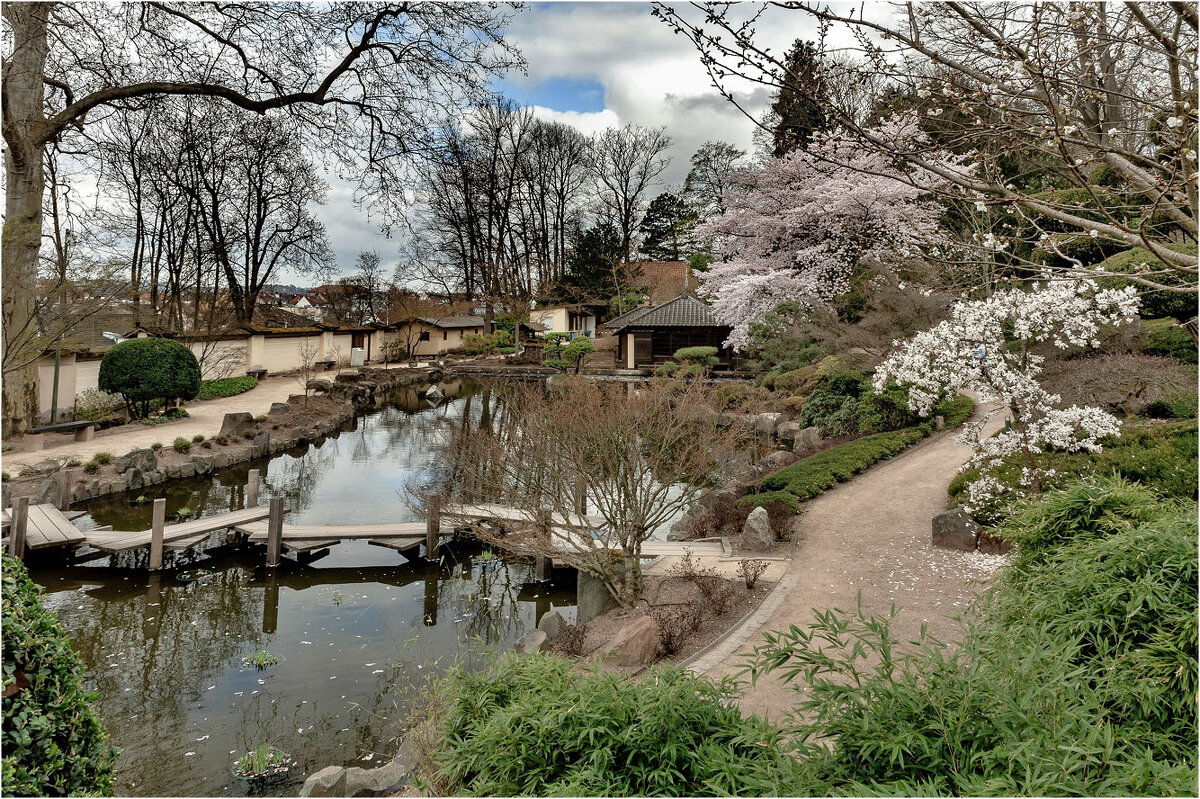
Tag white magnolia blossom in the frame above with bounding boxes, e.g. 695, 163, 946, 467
1166, 116, 1183, 128
875, 278, 1139, 508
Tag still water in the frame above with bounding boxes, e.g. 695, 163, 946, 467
29, 380, 577, 796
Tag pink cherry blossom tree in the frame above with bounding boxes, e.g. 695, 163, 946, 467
874, 277, 1140, 510
697, 118, 952, 350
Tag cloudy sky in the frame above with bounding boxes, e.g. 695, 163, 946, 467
315, 1, 820, 282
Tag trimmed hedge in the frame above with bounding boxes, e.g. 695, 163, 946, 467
2, 555, 118, 795
195, 376, 258, 401
98, 338, 200, 419
744, 395, 974, 511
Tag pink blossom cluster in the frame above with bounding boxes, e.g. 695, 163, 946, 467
698, 119, 949, 350
874, 277, 1140, 508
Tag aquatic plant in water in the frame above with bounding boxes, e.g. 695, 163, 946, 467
241, 649, 280, 670
232, 744, 291, 779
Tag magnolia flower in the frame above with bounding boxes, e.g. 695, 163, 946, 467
974, 200, 987, 212
1064, 124, 1077, 135
1088, 229, 1099, 238
929, 107, 943, 116
1107, 128, 1121, 137
1166, 116, 1183, 129
917, 88, 931, 99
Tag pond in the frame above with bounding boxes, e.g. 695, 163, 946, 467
28, 379, 578, 797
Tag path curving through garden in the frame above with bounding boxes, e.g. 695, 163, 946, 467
689, 404, 1008, 722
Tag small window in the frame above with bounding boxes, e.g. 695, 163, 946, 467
419, 331, 430, 342
443, 331, 448, 341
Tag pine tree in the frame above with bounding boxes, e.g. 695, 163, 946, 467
771, 40, 831, 157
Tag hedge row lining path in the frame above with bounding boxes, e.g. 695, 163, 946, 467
691, 401, 1008, 723
3, 364, 422, 471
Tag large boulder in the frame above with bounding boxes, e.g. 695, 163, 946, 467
190, 455, 214, 476
576, 570, 620, 624
755, 412, 782, 435
776, 420, 802, 441
269, 402, 291, 416
513, 628, 550, 654
601, 615, 660, 667
932, 507, 980, 552
219, 412, 255, 438
742, 506, 774, 551
300, 766, 346, 797
537, 610, 568, 640
253, 431, 271, 457
763, 450, 796, 470
306, 378, 332, 393
424, 384, 444, 404
793, 426, 822, 453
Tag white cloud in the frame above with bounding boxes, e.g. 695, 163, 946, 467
528, 105, 622, 136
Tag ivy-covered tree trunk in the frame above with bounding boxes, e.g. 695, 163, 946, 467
1, 4, 50, 435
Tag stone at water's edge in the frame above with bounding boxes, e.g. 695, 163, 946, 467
191, 455, 214, 476
306, 378, 332, 392
300, 751, 412, 798
36, 479, 54, 504
601, 615, 660, 667
269, 402, 291, 415
514, 628, 550, 654
218, 412, 255, 438
576, 570, 620, 624
537, 610, 567, 640
932, 506, 979, 552
424, 384, 443, 403
253, 431, 270, 457
742, 506, 774, 551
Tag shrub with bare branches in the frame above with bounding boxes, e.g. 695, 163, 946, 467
738, 559, 768, 589
438, 378, 741, 609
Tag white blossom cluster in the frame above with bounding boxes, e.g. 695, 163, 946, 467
874, 278, 1140, 507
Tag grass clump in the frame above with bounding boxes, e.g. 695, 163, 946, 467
150, 442, 162, 451
739, 476, 1197, 796
195, 376, 258, 401
191, 434, 205, 444
241, 649, 280, 670
414, 653, 804, 796
94, 453, 113, 465
232, 744, 290, 779
172, 437, 191, 453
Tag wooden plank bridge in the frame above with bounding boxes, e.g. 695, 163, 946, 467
5, 471, 731, 574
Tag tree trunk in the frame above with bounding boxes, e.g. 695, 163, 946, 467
1, 3, 51, 435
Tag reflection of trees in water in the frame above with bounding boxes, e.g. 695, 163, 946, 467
262, 439, 340, 517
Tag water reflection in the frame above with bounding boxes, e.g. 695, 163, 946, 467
29, 379, 577, 797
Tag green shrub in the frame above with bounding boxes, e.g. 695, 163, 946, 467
72, 388, 124, 423
745, 397, 971, 511
2, 555, 118, 794
462, 330, 513, 355
94, 453, 112, 465
82, 461, 99, 475
712, 381, 755, 411
194, 376, 257, 401
543, 336, 594, 375
172, 437, 191, 453
191, 434, 205, 444
739, 477, 1198, 796
151, 442, 162, 451
418, 653, 804, 796
65, 458, 81, 468
98, 338, 201, 419
674, 345, 718, 370
950, 419, 1198, 516
1142, 320, 1198, 364
497, 346, 515, 355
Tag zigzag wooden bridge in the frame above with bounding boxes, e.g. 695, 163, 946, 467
5, 470, 729, 575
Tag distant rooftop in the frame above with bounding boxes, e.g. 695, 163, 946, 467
604, 294, 725, 331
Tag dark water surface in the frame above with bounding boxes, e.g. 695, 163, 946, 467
29, 380, 576, 797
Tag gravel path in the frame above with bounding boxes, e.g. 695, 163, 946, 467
690, 406, 1008, 723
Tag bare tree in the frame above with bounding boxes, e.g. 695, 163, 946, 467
590, 125, 672, 264
440, 378, 740, 608
294, 337, 320, 407
2, 2, 521, 433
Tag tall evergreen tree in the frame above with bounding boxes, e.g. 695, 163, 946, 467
638, 192, 696, 261
771, 40, 831, 157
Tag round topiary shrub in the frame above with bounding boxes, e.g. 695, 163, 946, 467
2, 555, 118, 794
98, 338, 201, 419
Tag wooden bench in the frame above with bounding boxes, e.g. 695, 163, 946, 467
24, 420, 96, 450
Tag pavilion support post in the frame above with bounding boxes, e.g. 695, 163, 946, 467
266, 497, 285, 567
425, 492, 442, 559
10, 497, 29, 560
247, 469, 260, 508
149, 498, 166, 571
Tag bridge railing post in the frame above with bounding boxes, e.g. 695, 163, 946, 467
266, 497, 285, 567
573, 474, 587, 518
10, 497, 29, 560
247, 469, 260, 508
149, 498, 166, 571
56, 469, 73, 510
425, 492, 442, 559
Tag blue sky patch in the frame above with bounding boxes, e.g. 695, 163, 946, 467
497, 76, 607, 114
